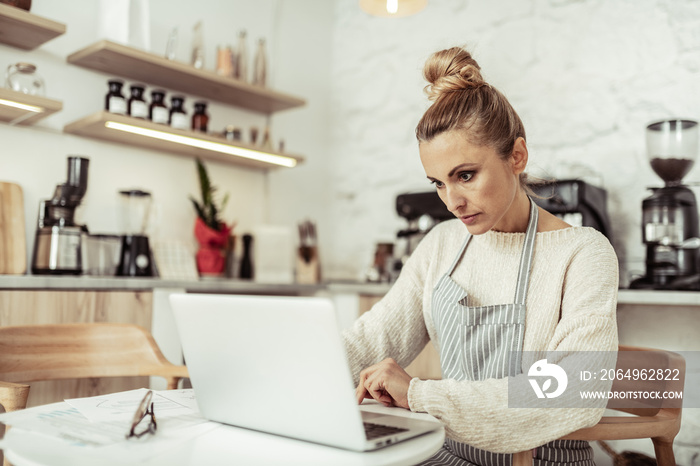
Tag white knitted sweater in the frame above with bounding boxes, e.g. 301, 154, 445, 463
342, 218, 619, 453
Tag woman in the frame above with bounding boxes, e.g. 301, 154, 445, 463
342, 46, 618, 465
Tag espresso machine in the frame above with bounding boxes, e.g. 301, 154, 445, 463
395, 191, 452, 270
532, 179, 612, 241
31, 156, 90, 274
116, 189, 154, 277
630, 119, 700, 290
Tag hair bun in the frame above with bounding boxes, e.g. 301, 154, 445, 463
423, 47, 486, 101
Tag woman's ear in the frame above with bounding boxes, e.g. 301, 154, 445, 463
511, 137, 528, 175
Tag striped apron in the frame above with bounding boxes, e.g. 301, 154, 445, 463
418, 199, 594, 466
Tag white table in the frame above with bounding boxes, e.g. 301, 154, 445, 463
1, 402, 445, 466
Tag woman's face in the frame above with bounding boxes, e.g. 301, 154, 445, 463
419, 130, 526, 234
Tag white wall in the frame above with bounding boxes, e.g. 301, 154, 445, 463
0, 0, 333, 267
326, 0, 700, 284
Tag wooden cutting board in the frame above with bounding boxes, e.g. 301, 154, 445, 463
0, 181, 27, 274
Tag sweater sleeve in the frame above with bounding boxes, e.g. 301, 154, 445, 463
341, 224, 447, 385
341, 275, 428, 386
407, 232, 619, 453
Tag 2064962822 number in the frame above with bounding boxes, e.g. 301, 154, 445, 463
599, 368, 680, 381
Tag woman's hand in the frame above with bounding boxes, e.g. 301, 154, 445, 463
355, 358, 413, 409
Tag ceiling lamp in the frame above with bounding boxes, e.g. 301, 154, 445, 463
359, 0, 427, 17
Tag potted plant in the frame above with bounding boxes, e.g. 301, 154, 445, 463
190, 158, 232, 276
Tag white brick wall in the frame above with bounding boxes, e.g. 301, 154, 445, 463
325, 0, 700, 285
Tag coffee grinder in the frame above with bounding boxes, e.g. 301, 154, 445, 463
116, 189, 154, 277
630, 119, 700, 290
31, 156, 90, 274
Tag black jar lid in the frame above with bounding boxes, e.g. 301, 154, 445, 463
130, 84, 146, 97
119, 189, 151, 197
107, 79, 124, 91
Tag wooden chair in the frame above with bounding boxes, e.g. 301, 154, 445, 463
512, 345, 685, 466
0, 323, 188, 414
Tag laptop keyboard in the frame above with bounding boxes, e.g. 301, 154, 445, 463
363, 422, 409, 440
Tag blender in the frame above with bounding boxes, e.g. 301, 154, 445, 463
116, 189, 154, 277
630, 119, 700, 290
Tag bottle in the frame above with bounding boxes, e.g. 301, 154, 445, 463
169, 95, 188, 130
149, 90, 169, 125
252, 38, 267, 87
236, 30, 248, 82
165, 26, 178, 60
105, 79, 127, 115
261, 126, 273, 151
249, 126, 259, 145
191, 21, 204, 69
128, 84, 148, 119
239, 234, 253, 279
192, 101, 209, 133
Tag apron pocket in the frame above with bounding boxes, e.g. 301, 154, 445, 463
461, 323, 523, 380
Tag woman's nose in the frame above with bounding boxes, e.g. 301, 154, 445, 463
444, 186, 466, 213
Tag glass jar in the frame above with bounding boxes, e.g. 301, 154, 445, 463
191, 101, 209, 133
224, 125, 242, 141
105, 79, 127, 115
169, 95, 188, 130
646, 119, 699, 185
128, 84, 148, 119
5, 62, 45, 96
149, 90, 169, 124
216, 44, 233, 77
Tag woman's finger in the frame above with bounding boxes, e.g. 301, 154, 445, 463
356, 366, 375, 404
364, 370, 395, 406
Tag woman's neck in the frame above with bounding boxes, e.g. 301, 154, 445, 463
491, 191, 531, 233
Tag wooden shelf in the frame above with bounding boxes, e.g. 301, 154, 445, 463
0, 4, 66, 50
63, 111, 304, 170
0, 87, 62, 125
67, 40, 306, 114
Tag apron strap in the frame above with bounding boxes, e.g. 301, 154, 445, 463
513, 197, 539, 305
446, 233, 472, 277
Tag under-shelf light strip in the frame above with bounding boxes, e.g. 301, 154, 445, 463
0, 98, 43, 113
104, 121, 297, 168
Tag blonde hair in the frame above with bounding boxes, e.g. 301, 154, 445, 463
416, 47, 532, 190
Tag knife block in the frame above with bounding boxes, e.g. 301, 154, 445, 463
296, 246, 320, 284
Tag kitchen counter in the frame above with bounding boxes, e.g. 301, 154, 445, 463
0, 275, 697, 304
0, 275, 393, 296
616, 288, 700, 306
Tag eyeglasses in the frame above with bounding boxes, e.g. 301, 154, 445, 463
126, 390, 157, 439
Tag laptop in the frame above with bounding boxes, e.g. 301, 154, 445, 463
169, 293, 442, 452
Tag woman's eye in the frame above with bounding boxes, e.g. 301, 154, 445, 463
430, 180, 444, 188
458, 171, 474, 182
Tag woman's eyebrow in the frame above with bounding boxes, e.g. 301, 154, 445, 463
448, 163, 479, 177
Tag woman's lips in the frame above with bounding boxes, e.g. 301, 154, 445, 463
459, 214, 479, 225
